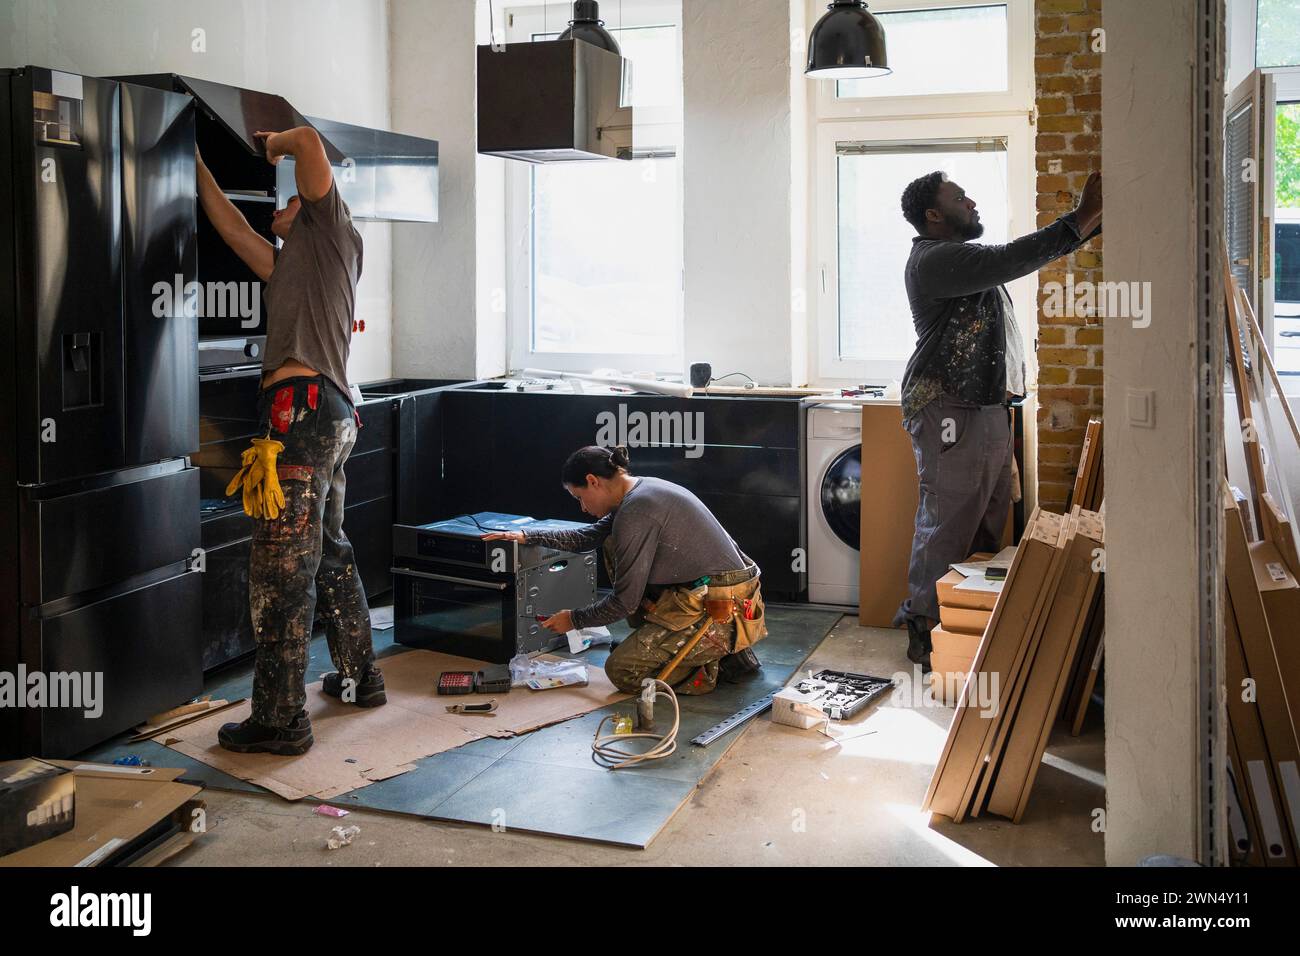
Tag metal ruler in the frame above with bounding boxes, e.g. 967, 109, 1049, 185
690, 693, 775, 746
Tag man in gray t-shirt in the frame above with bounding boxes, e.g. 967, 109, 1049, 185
197, 127, 380, 756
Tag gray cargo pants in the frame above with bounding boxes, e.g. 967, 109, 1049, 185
894, 397, 1012, 627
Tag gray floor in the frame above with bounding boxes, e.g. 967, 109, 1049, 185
83, 606, 844, 848
162, 614, 1107, 866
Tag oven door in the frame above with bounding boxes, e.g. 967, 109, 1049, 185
392, 565, 519, 664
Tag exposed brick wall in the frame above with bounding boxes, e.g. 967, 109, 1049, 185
1034, 0, 1103, 512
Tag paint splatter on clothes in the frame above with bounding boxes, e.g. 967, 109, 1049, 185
247, 376, 374, 728
900, 213, 1092, 421
602, 559, 765, 696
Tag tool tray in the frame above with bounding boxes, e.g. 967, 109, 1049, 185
793, 669, 894, 720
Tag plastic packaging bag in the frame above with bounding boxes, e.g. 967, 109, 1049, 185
508, 654, 589, 690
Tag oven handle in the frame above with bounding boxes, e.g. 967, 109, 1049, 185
390, 567, 509, 592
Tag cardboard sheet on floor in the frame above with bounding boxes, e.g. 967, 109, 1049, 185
160, 649, 628, 801
0, 762, 201, 867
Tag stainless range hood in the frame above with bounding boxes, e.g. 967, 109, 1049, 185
477, 37, 633, 164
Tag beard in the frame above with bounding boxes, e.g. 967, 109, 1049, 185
945, 211, 984, 241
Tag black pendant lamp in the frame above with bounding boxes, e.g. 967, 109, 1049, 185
560, 0, 621, 54
806, 0, 890, 80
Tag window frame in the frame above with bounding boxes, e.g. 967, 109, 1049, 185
813, 0, 1035, 121
1266, 67, 1300, 385
813, 113, 1036, 384
504, 0, 685, 374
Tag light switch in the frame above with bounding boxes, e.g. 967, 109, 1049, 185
1126, 388, 1155, 428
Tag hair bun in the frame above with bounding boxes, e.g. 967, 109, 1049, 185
610, 445, 630, 468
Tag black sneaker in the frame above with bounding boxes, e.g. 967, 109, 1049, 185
718, 647, 762, 683
218, 712, 314, 756
906, 618, 933, 674
321, 666, 387, 707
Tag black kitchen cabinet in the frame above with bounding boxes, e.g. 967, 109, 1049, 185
195, 384, 399, 672
437, 389, 807, 602
344, 398, 397, 599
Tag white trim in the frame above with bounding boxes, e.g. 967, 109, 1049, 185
811, 0, 1034, 121
503, 0, 684, 375
812, 113, 1035, 384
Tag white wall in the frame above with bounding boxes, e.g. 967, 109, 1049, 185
1101, 0, 1219, 864
682, 0, 797, 386
389, 0, 504, 381
1, 0, 396, 384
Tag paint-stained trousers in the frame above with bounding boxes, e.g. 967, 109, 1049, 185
248, 376, 375, 728
895, 397, 1013, 627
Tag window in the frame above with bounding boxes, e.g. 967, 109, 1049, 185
506, 1, 683, 372
812, 1, 1034, 383
1257, 0, 1300, 69
837, 4, 1010, 100
818, 0, 1032, 119
836, 140, 1009, 364
1274, 100, 1300, 373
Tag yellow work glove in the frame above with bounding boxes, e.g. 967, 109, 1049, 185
225, 437, 287, 519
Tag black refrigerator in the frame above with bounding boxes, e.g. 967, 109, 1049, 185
0, 66, 203, 758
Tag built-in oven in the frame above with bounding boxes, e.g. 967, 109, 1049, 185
392, 514, 597, 664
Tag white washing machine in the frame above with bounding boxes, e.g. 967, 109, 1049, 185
806, 403, 862, 606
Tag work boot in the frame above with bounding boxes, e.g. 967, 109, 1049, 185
906, 618, 933, 674
218, 711, 314, 756
718, 647, 762, 683
321, 665, 387, 707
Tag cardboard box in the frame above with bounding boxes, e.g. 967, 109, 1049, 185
0, 758, 76, 858
932, 626, 981, 660
929, 669, 969, 706
939, 605, 992, 636
936, 569, 1002, 611
857, 404, 920, 627
771, 687, 826, 730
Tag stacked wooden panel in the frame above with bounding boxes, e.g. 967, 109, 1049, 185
923, 507, 1107, 823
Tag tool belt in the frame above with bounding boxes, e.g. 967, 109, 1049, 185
640, 558, 767, 652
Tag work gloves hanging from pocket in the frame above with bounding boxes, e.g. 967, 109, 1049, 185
226, 436, 287, 519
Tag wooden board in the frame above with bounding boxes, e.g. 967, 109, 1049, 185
922, 510, 1067, 822
1224, 592, 1295, 865
987, 509, 1105, 822
1224, 256, 1270, 537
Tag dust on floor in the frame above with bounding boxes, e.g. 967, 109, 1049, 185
170, 616, 1106, 867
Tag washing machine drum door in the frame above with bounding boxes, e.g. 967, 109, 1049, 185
821, 445, 862, 551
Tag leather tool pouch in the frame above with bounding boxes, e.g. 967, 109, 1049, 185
643, 585, 709, 633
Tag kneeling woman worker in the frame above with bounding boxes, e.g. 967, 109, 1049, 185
484, 446, 767, 695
